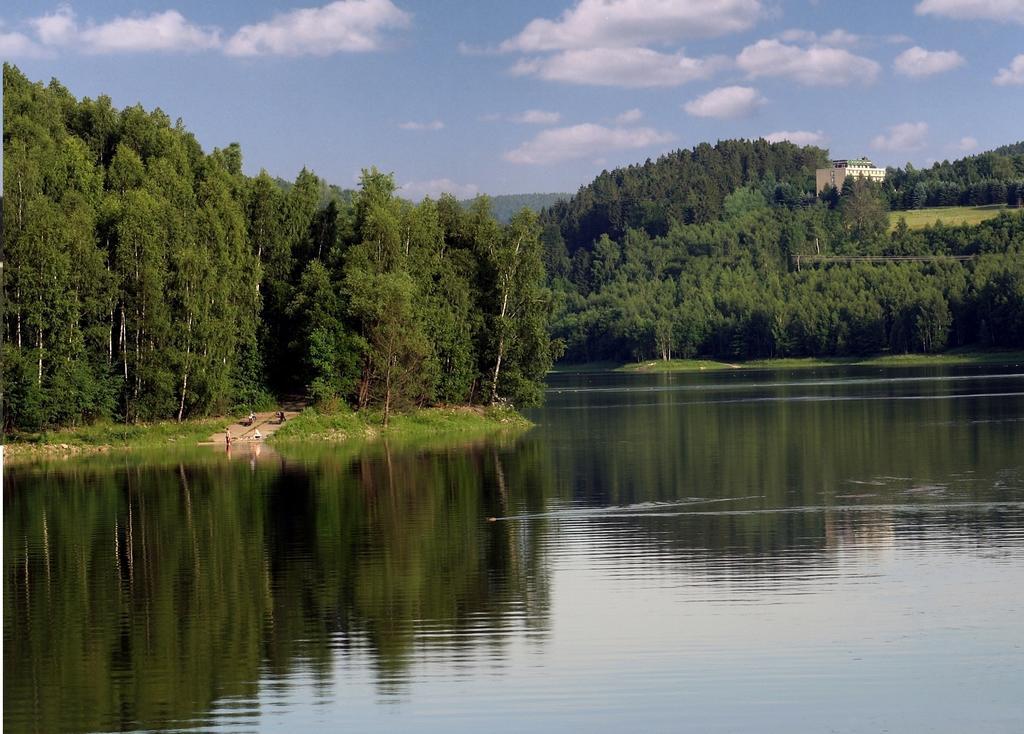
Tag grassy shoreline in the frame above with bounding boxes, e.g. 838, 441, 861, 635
560, 350, 1024, 374
2, 405, 532, 464
269, 405, 531, 445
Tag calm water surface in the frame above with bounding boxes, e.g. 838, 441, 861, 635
5, 365, 1024, 732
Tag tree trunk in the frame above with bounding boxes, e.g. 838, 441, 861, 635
120, 306, 128, 380
134, 301, 143, 403
489, 335, 505, 404
177, 371, 189, 422
358, 358, 371, 409
382, 355, 393, 427
177, 314, 193, 422
488, 236, 521, 404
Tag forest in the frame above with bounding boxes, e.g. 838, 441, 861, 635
540, 141, 1024, 364
4, 62, 1024, 431
883, 145, 1024, 210
1, 64, 554, 431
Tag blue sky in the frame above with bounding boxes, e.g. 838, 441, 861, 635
2, 0, 1022, 197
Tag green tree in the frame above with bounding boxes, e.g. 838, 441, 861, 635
478, 208, 555, 405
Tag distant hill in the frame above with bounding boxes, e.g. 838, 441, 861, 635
541, 139, 829, 253
539, 139, 1024, 252
270, 179, 566, 222
274, 176, 354, 208
991, 141, 1024, 157
460, 192, 570, 223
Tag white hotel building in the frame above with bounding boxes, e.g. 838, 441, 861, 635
815, 158, 887, 194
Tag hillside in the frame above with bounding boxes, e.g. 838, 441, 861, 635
888, 204, 1009, 230
540, 140, 1024, 255
541, 139, 830, 253
537, 137, 1024, 365
460, 192, 569, 223
884, 145, 1024, 210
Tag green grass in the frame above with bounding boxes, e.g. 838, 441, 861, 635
271, 405, 532, 445
4, 404, 534, 465
618, 359, 743, 373
615, 350, 1024, 373
889, 204, 1010, 231
4, 417, 228, 460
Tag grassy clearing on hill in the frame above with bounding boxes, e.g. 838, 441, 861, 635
888, 205, 1010, 230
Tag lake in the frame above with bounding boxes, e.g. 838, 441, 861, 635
5, 365, 1024, 733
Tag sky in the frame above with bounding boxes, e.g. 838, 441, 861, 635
1, 0, 1022, 198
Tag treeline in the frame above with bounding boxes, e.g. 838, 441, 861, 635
883, 146, 1024, 210
541, 139, 829, 253
550, 179, 1024, 363
2, 64, 554, 431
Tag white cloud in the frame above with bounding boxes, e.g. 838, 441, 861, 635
78, 10, 221, 54
994, 53, 1024, 85
504, 123, 674, 165
399, 178, 479, 201
456, 41, 499, 56
778, 28, 816, 43
19, 6, 221, 54
225, 0, 410, 56
11, 0, 410, 57
398, 120, 444, 131
955, 136, 979, 151
893, 46, 965, 77
871, 122, 929, 152
736, 39, 880, 86
915, 0, 1024, 23
764, 130, 828, 146
779, 28, 859, 47
511, 46, 724, 87
29, 4, 76, 46
819, 28, 860, 47
615, 108, 644, 124
0, 28, 49, 58
684, 85, 765, 118
501, 0, 765, 52
512, 109, 562, 125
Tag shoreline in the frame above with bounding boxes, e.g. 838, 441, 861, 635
554, 350, 1024, 374
2, 405, 533, 465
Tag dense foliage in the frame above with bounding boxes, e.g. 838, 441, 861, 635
545, 166, 1024, 363
4, 63, 1023, 430
2, 65, 554, 431
883, 146, 1024, 210
541, 139, 830, 253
